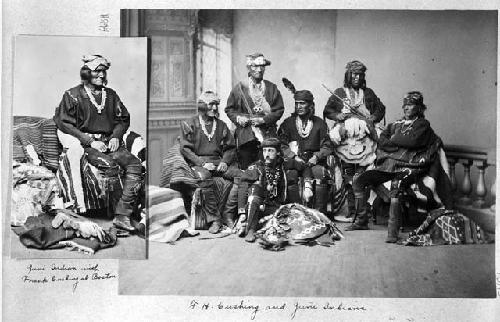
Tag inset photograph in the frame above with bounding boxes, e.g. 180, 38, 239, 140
10, 35, 147, 259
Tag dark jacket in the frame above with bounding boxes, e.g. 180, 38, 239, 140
53, 85, 130, 146
225, 80, 284, 147
179, 116, 236, 167
278, 115, 333, 162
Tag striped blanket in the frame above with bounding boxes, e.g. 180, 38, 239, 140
146, 185, 198, 243
159, 143, 198, 189
57, 129, 145, 213
13, 116, 61, 171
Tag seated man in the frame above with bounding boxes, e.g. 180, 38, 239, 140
180, 91, 237, 234
349, 91, 453, 242
278, 88, 333, 214
53, 54, 143, 232
237, 137, 306, 242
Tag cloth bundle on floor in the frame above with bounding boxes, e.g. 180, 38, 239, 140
402, 209, 494, 246
146, 186, 198, 243
255, 203, 344, 251
11, 212, 117, 254
11, 162, 60, 226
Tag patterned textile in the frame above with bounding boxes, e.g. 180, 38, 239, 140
255, 203, 344, 251
159, 143, 198, 189
56, 130, 144, 212
11, 162, 60, 226
146, 186, 198, 243
403, 209, 493, 246
13, 116, 61, 171
191, 177, 232, 229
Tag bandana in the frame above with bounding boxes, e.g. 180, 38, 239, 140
294, 90, 314, 103
246, 53, 271, 67
82, 55, 111, 71
261, 137, 281, 149
197, 91, 220, 105
403, 91, 424, 106
345, 60, 367, 74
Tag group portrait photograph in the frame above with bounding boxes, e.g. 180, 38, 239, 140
116, 9, 497, 298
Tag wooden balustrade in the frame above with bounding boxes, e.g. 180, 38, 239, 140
444, 145, 496, 211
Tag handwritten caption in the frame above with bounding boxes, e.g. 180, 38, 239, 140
189, 299, 366, 320
99, 14, 110, 32
21, 263, 116, 293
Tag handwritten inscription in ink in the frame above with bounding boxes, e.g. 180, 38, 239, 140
21, 262, 116, 293
189, 298, 367, 320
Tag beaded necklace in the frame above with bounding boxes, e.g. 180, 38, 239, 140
399, 118, 418, 135
265, 164, 281, 199
198, 115, 217, 141
84, 85, 106, 114
295, 117, 313, 138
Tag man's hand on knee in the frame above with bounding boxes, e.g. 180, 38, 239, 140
202, 162, 216, 171
90, 140, 108, 152
108, 138, 120, 152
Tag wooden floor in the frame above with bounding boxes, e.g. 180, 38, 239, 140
10, 217, 146, 259
118, 211, 496, 298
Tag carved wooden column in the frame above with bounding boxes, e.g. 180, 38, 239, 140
458, 159, 473, 205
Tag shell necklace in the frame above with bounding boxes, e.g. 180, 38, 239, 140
295, 117, 313, 138
84, 85, 106, 114
199, 115, 217, 141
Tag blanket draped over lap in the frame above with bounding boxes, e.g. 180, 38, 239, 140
159, 143, 198, 189
402, 209, 493, 246
255, 203, 344, 251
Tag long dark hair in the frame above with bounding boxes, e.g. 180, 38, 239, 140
343, 71, 366, 89
80, 66, 108, 85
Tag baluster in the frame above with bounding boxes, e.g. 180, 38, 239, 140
448, 158, 457, 193
490, 177, 496, 212
472, 162, 488, 208
458, 159, 473, 205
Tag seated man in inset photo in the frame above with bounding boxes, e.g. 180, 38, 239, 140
53, 54, 144, 232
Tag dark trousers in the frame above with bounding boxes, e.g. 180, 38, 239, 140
353, 169, 421, 198
84, 145, 143, 217
237, 140, 260, 170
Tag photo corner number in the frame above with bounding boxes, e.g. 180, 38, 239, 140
99, 13, 110, 32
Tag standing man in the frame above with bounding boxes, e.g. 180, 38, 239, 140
54, 54, 143, 232
225, 53, 285, 170
179, 91, 238, 233
237, 137, 306, 242
323, 60, 386, 225
278, 88, 333, 215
